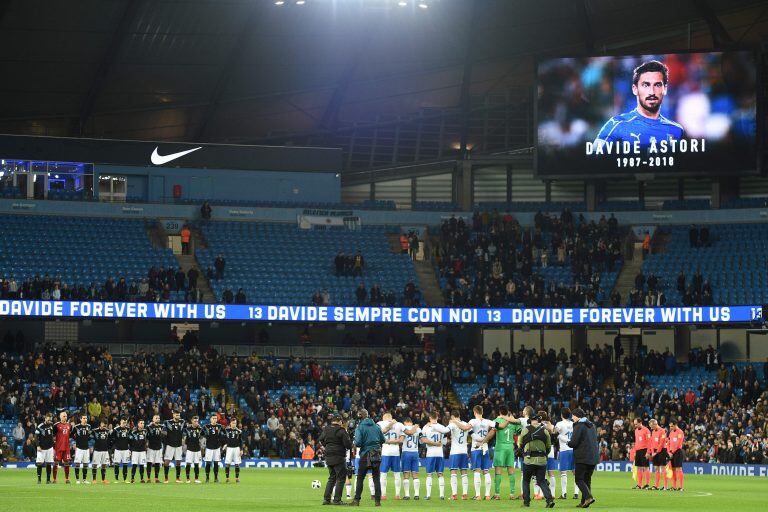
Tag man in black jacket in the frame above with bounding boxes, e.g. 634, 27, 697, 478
567, 408, 599, 509
319, 414, 352, 505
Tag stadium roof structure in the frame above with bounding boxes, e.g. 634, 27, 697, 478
0, 0, 766, 174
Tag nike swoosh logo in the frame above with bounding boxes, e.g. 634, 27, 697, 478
150, 146, 202, 165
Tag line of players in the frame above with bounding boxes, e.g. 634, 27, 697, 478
346, 405, 580, 502
632, 417, 686, 491
33, 410, 245, 485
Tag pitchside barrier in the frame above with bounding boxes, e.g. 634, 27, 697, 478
4, 459, 768, 477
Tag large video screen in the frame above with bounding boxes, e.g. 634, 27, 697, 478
535, 51, 758, 177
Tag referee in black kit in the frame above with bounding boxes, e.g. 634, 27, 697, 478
319, 413, 352, 505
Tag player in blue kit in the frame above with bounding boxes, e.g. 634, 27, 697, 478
593, 60, 684, 151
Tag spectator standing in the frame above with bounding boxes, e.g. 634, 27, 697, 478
214, 255, 226, 279
181, 225, 192, 255
88, 398, 102, 419
642, 231, 651, 256
187, 267, 199, 289
12, 421, 24, 450
399, 233, 409, 254
409, 233, 419, 260
200, 201, 212, 221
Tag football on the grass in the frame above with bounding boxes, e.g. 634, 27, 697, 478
311, 480, 321, 489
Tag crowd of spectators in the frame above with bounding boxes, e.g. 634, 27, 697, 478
333, 251, 365, 277
0, 266, 208, 304
0, 343, 229, 461
465, 344, 767, 465
0, 337, 765, 466
224, 349, 452, 458
627, 268, 714, 307
437, 209, 623, 308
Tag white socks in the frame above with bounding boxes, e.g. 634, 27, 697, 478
549, 476, 556, 495
484, 472, 492, 497
393, 472, 401, 497
413, 477, 420, 497
461, 474, 468, 496
438, 475, 445, 498
380, 473, 387, 497
426, 475, 433, 498
474, 472, 481, 496
403, 478, 410, 498
561, 472, 567, 496
346, 483, 351, 498
450, 473, 458, 496
368, 475, 375, 496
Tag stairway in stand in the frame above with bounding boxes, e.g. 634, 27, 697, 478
175, 253, 216, 303
387, 232, 445, 306
611, 243, 644, 305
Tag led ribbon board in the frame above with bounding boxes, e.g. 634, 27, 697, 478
0, 301, 761, 325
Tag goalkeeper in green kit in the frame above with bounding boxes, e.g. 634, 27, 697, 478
479, 405, 522, 500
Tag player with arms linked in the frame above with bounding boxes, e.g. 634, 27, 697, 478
72, 414, 92, 484
203, 414, 225, 483
34, 413, 55, 484
91, 419, 112, 484
52, 411, 72, 484
146, 414, 165, 483
163, 410, 185, 483
130, 419, 148, 483
183, 416, 204, 483
111, 417, 132, 483
224, 417, 243, 483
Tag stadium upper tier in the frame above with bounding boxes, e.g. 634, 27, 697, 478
642, 223, 768, 305
0, 215, 176, 288
196, 222, 419, 305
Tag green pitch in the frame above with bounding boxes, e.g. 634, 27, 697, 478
0, 469, 766, 511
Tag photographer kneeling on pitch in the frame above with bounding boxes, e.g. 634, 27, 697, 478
319, 413, 353, 506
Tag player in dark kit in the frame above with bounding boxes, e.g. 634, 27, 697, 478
52, 410, 72, 483
202, 414, 225, 483
72, 415, 93, 484
146, 414, 166, 483
130, 420, 148, 483
34, 413, 55, 484
224, 418, 243, 483
163, 411, 185, 483
183, 416, 203, 483
91, 419, 112, 484
594, 60, 684, 150
111, 418, 132, 483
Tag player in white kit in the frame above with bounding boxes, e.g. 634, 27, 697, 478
554, 407, 578, 500
469, 405, 494, 500
377, 412, 405, 500
421, 411, 449, 500
400, 417, 421, 500
447, 410, 472, 500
